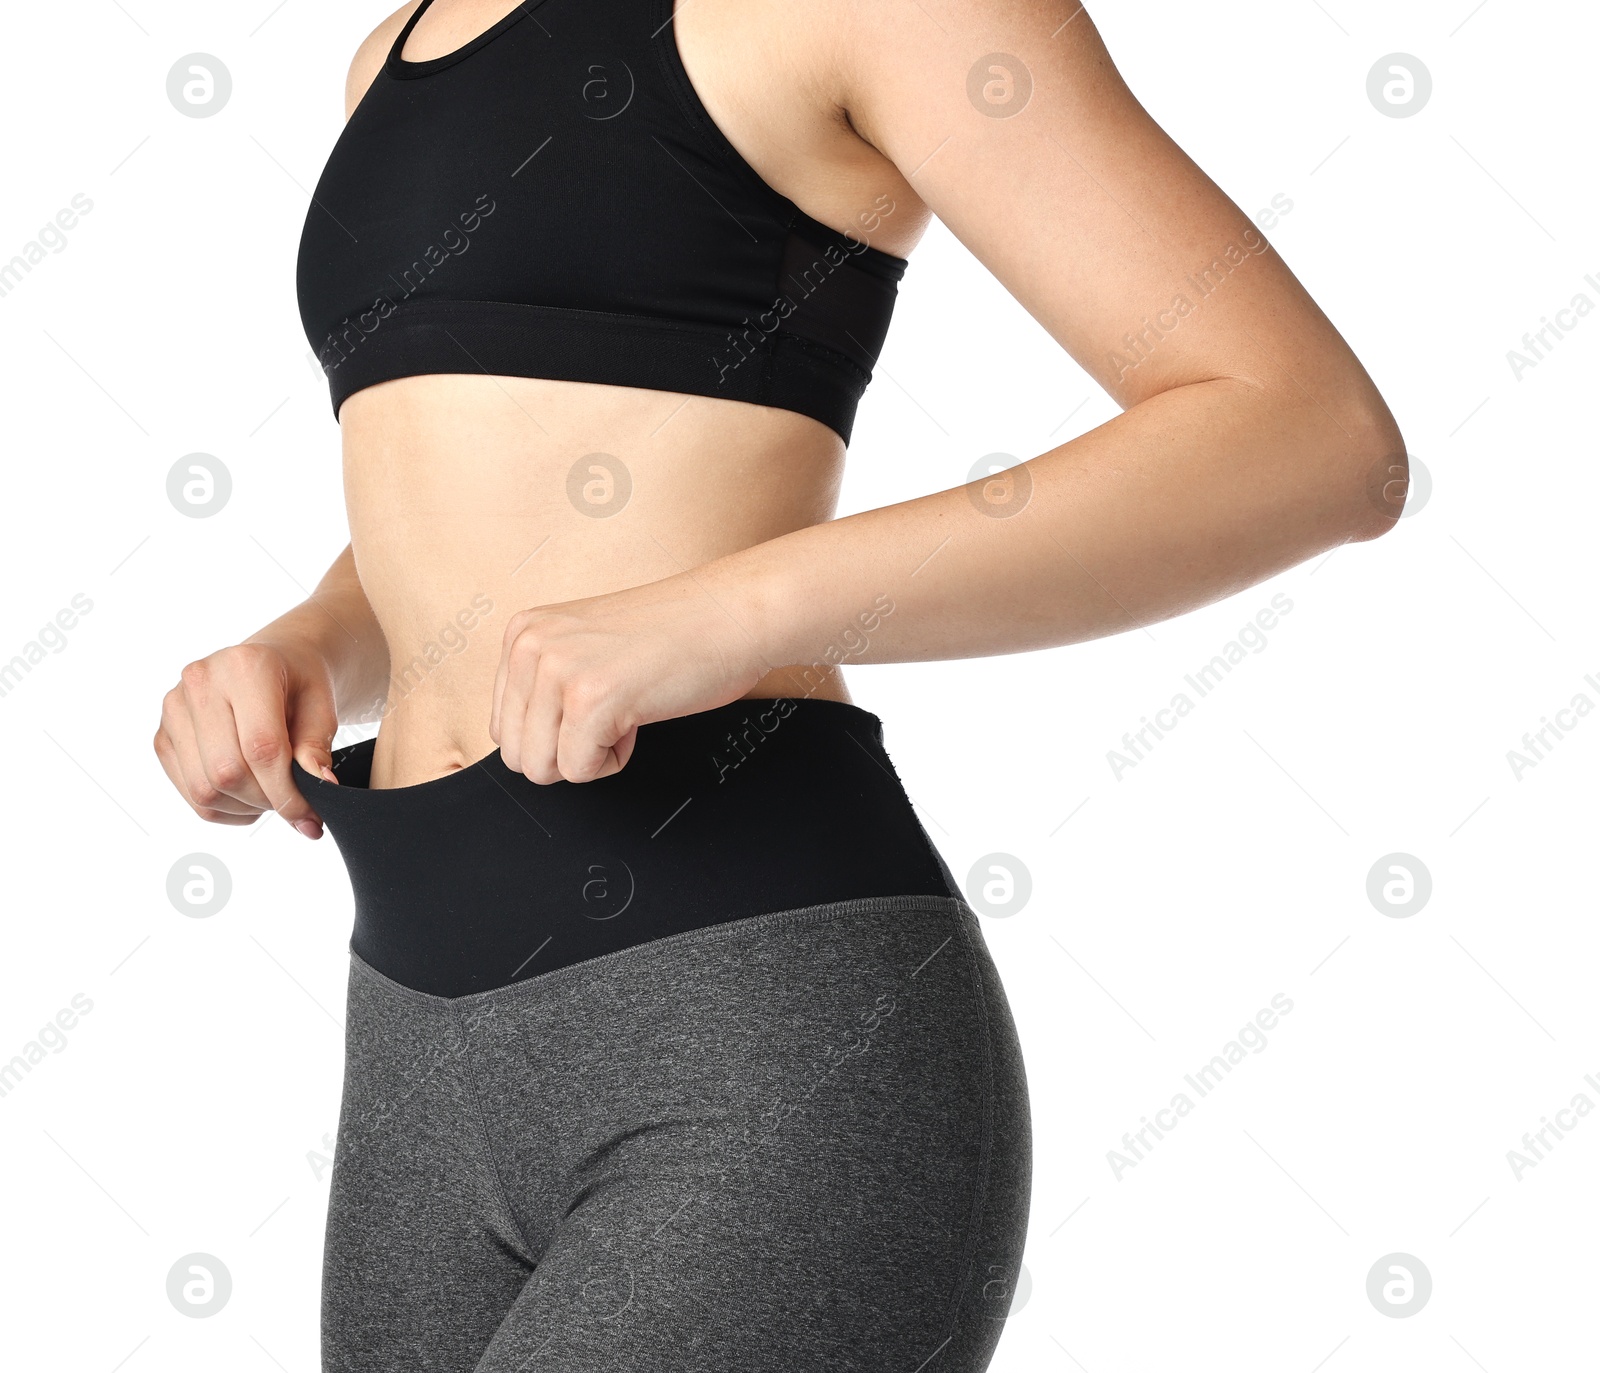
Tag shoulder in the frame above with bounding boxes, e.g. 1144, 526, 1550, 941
832, 0, 1129, 146
344, 1, 423, 119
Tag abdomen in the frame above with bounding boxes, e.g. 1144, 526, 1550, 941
340, 372, 847, 785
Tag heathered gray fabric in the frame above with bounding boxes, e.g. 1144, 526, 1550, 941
322, 895, 1031, 1372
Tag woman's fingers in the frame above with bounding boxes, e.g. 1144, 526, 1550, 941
489, 608, 646, 787
287, 689, 341, 803
157, 644, 338, 835
554, 683, 630, 784
234, 673, 332, 838
514, 652, 571, 783
156, 701, 260, 822
491, 617, 539, 764
488, 633, 511, 743
180, 660, 275, 813
489, 609, 537, 745
496, 620, 636, 784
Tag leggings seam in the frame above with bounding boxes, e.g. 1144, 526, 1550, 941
447, 1003, 540, 1265
933, 909, 1000, 1357
347, 893, 972, 1012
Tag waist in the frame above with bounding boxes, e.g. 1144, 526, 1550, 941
340, 372, 853, 781
361, 644, 852, 788
292, 698, 959, 998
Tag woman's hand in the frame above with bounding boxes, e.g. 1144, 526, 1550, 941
154, 637, 340, 837
490, 571, 771, 784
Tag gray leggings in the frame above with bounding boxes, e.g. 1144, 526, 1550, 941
322, 895, 1031, 1371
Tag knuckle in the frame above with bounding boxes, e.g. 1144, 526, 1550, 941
564, 675, 609, 712
197, 805, 253, 825
243, 733, 283, 767
190, 780, 224, 809
229, 642, 280, 680
508, 630, 544, 665
179, 659, 210, 691
207, 756, 248, 791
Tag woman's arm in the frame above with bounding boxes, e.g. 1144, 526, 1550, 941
736, 0, 1401, 658
725, 376, 1398, 671
243, 544, 391, 719
489, 2, 1405, 783
155, 545, 389, 835
153, 10, 414, 833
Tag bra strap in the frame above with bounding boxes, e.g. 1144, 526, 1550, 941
386, 0, 441, 68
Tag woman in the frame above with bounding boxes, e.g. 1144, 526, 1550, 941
155, 0, 1404, 1367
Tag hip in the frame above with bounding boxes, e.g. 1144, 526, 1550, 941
324, 894, 1032, 1371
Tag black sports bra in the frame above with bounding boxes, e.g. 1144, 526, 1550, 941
295, 0, 908, 442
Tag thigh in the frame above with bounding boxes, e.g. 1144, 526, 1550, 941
322, 960, 537, 1372
466, 899, 1032, 1372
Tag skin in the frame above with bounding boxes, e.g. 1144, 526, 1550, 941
155, 0, 1405, 837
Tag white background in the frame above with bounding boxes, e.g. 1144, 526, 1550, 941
1, 0, 1595, 1369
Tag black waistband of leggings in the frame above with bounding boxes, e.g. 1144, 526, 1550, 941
291, 698, 959, 998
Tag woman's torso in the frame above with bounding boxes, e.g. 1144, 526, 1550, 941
308, 0, 929, 787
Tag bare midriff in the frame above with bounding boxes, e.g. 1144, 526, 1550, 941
341, 371, 852, 789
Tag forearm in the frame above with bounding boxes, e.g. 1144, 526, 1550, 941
721, 379, 1403, 670
244, 544, 390, 719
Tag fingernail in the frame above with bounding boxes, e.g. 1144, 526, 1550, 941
294, 819, 323, 840
319, 766, 338, 784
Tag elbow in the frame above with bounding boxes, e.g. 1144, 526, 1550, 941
1216, 369, 1410, 548
1229, 377, 1410, 550
1272, 372, 1406, 545
1341, 401, 1410, 543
